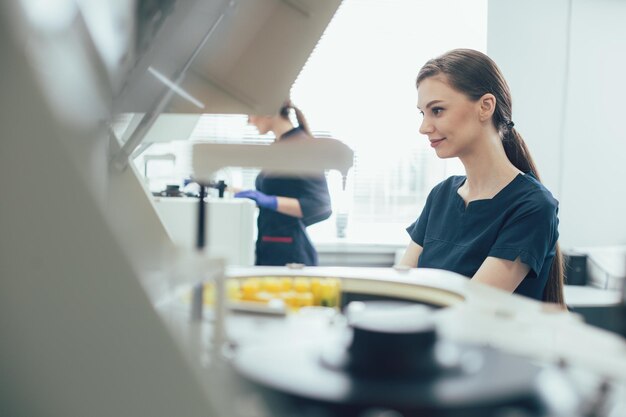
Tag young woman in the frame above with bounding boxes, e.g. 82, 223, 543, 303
235, 100, 332, 266
399, 49, 564, 304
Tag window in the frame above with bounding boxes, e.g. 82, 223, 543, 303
136, 0, 487, 243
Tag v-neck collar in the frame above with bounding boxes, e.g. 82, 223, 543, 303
456, 173, 525, 211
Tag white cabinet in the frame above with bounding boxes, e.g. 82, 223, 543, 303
154, 197, 256, 266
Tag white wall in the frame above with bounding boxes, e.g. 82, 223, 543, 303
488, 0, 626, 248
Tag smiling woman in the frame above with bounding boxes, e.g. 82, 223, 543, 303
399, 49, 565, 305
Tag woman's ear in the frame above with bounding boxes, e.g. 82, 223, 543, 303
478, 93, 496, 122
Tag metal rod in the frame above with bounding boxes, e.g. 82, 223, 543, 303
190, 184, 207, 322
197, 184, 207, 249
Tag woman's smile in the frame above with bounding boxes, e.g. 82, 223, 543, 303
429, 137, 446, 147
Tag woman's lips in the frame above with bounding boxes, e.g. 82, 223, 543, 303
430, 138, 445, 148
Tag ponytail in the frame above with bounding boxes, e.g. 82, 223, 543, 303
504, 127, 565, 305
279, 100, 312, 136
544, 246, 565, 305
502, 127, 538, 178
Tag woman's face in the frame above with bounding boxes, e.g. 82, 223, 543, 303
248, 115, 274, 135
417, 75, 483, 159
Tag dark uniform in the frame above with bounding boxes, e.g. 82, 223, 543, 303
255, 127, 332, 266
406, 173, 559, 301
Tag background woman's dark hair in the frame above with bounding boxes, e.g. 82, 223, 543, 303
416, 49, 564, 305
279, 99, 312, 136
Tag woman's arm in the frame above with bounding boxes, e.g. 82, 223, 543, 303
398, 241, 423, 267
472, 256, 530, 292
297, 176, 332, 226
276, 196, 304, 218
234, 190, 304, 218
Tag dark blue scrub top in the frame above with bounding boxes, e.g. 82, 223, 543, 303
406, 173, 559, 301
255, 127, 332, 266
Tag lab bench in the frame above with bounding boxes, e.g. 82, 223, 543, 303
315, 240, 405, 267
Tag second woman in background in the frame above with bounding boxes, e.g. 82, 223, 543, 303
235, 101, 332, 266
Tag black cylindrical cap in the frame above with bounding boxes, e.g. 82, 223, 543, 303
346, 306, 439, 377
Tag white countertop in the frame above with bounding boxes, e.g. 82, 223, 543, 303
308, 220, 410, 253
564, 285, 622, 307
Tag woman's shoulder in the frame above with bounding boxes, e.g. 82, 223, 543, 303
278, 126, 309, 141
514, 173, 559, 211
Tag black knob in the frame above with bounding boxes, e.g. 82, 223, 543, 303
345, 304, 440, 378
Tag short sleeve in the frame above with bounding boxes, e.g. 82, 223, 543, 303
406, 188, 436, 246
297, 175, 332, 226
488, 198, 559, 277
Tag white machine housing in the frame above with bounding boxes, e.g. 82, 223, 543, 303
154, 196, 256, 265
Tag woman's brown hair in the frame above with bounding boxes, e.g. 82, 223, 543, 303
279, 99, 312, 136
416, 49, 564, 305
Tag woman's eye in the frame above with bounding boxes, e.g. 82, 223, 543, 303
432, 107, 443, 116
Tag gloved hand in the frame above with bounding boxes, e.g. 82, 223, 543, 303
234, 190, 278, 211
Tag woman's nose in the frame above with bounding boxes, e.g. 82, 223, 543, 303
419, 117, 433, 135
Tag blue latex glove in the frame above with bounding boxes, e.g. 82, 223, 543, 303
235, 190, 278, 211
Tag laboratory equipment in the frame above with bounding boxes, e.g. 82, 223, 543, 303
154, 196, 256, 265
0, 1, 343, 416
2, 1, 626, 417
